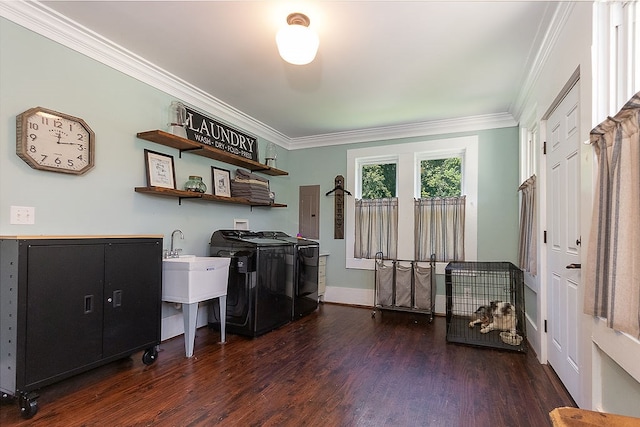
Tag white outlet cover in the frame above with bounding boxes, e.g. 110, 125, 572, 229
10, 206, 35, 225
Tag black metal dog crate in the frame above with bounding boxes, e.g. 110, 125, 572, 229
445, 261, 526, 352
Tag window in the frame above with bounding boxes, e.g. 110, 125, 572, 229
416, 153, 465, 262
346, 136, 478, 270
361, 162, 397, 199
355, 159, 398, 259
420, 157, 462, 197
594, 1, 640, 118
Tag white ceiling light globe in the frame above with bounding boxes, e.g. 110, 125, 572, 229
276, 13, 319, 65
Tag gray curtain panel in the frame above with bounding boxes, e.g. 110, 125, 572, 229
414, 196, 466, 262
585, 91, 640, 338
518, 175, 537, 275
354, 198, 398, 259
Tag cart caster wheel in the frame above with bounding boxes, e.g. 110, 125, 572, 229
19, 393, 38, 419
142, 347, 158, 365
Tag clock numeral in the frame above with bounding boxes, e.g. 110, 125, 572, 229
29, 145, 37, 153
77, 154, 84, 161
76, 133, 85, 142
29, 133, 37, 142
53, 120, 63, 129
40, 154, 48, 162
41, 116, 49, 126
54, 157, 62, 165
28, 122, 39, 131
67, 159, 74, 167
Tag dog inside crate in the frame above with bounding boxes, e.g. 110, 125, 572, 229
445, 262, 526, 352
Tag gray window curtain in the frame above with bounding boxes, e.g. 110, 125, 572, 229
414, 196, 465, 262
585, 91, 640, 338
518, 175, 537, 275
354, 198, 398, 259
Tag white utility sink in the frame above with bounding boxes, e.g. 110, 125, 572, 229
162, 255, 231, 357
162, 255, 230, 304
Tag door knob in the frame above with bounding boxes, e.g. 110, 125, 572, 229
566, 263, 581, 269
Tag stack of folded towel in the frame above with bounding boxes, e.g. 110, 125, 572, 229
230, 169, 271, 204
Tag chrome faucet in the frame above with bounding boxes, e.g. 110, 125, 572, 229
170, 229, 184, 258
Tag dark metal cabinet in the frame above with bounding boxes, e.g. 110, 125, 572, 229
1, 237, 162, 418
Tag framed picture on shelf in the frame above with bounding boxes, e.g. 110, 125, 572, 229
144, 149, 176, 189
211, 167, 231, 197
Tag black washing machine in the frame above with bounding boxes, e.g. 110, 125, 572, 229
258, 231, 319, 319
209, 230, 292, 337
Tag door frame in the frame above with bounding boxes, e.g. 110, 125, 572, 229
540, 71, 581, 366
538, 70, 593, 408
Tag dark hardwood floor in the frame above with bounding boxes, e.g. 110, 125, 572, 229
1, 303, 575, 426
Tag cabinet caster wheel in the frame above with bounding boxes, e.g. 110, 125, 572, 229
142, 347, 158, 365
19, 393, 38, 419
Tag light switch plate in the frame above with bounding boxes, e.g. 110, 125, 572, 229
10, 206, 35, 224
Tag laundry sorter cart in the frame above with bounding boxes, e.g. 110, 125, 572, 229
445, 261, 526, 353
372, 252, 436, 322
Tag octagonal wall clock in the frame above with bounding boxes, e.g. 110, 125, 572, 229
16, 106, 95, 175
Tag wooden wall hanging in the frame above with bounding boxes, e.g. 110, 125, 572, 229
326, 175, 350, 239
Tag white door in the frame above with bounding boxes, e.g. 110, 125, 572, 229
545, 82, 581, 404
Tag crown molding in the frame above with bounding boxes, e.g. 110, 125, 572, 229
510, 2, 575, 122
0, 1, 291, 147
287, 113, 517, 150
2, 1, 518, 152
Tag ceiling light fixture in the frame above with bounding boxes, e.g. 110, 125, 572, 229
276, 12, 319, 65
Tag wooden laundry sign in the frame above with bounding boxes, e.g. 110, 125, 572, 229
333, 175, 345, 239
184, 107, 258, 162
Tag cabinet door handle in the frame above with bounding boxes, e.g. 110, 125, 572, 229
112, 290, 122, 308
84, 295, 94, 314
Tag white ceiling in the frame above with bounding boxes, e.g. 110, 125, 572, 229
36, 1, 557, 143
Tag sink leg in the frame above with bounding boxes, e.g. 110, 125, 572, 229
183, 302, 198, 357
219, 296, 226, 343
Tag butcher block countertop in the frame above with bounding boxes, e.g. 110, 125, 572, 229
550, 407, 640, 426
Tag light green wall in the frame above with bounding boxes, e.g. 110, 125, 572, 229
288, 128, 520, 290
1, 17, 519, 299
0, 18, 293, 253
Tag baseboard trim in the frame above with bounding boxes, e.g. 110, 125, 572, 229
324, 285, 446, 316
161, 304, 210, 342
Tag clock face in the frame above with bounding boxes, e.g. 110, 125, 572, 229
16, 107, 95, 175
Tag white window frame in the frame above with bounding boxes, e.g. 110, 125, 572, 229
415, 150, 465, 198
593, 1, 640, 121
356, 156, 399, 199
346, 136, 478, 270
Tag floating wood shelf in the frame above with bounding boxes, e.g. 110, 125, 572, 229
134, 187, 286, 208
136, 130, 288, 176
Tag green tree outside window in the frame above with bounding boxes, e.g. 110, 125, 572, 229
420, 158, 461, 197
361, 164, 396, 199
